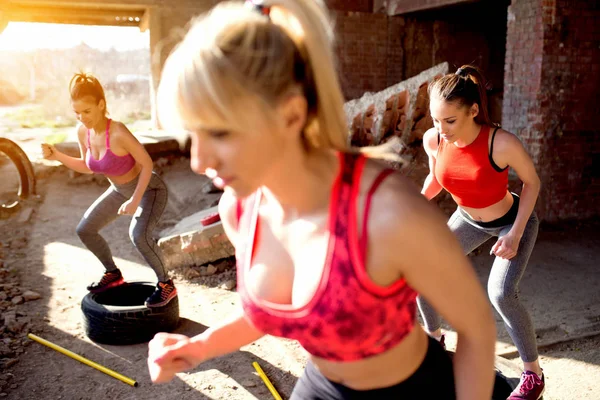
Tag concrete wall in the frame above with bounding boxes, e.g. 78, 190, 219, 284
503, 0, 600, 221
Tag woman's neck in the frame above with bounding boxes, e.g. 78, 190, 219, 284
261, 146, 339, 222
91, 117, 109, 136
454, 122, 483, 148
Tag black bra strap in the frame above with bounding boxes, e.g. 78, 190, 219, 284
489, 127, 507, 172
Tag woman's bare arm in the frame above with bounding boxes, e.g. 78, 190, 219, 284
369, 176, 496, 400
421, 128, 444, 200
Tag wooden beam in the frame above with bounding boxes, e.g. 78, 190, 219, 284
139, 7, 150, 33
4, 4, 145, 27
384, 0, 479, 15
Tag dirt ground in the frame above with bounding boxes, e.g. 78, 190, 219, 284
0, 149, 599, 399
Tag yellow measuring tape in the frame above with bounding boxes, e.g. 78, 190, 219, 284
28, 333, 138, 387
253, 361, 283, 400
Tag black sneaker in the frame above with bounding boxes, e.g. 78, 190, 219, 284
87, 269, 125, 293
145, 279, 178, 308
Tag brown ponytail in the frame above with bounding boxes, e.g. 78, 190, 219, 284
429, 64, 496, 126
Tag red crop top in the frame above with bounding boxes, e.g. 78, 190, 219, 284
434, 125, 508, 208
236, 153, 418, 362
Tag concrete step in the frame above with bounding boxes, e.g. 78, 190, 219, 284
158, 206, 235, 270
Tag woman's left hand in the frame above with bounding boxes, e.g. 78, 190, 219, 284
118, 198, 139, 215
491, 231, 521, 260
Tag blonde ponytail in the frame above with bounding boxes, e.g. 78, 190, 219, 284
268, 0, 348, 151
157, 0, 402, 163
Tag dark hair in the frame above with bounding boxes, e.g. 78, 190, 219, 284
69, 73, 108, 113
428, 64, 496, 126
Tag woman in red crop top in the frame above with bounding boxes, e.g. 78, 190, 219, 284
419, 65, 544, 400
147, 2, 496, 399
41, 73, 177, 307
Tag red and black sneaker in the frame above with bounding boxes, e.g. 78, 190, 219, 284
145, 279, 178, 308
508, 370, 545, 400
87, 269, 125, 293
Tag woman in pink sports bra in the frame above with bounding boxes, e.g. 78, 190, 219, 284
147, 1, 496, 399
41, 73, 177, 308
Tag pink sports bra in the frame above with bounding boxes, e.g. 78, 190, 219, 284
236, 153, 418, 362
85, 119, 136, 176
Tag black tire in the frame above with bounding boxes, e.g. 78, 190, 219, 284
81, 281, 180, 345
492, 355, 523, 399
447, 352, 522, 399
0, 138, 36, 210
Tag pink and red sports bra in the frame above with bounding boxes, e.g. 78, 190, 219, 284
85, 119, 136, 176
236, 153, 418, 362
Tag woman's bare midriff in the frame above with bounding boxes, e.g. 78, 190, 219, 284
460, 191, 514, 222
105, 163, 142, 185
311, 326, 429, 390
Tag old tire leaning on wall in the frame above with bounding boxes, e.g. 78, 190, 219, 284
81, 282, 180, 345
0, 138, 36, 213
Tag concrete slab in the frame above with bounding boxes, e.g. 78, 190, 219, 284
158, 206, 235, 271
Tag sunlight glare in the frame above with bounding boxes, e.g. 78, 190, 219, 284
0, 22, 148, 52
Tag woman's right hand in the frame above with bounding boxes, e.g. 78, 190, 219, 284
147, 333, 206, 384
41, 143, 57, 160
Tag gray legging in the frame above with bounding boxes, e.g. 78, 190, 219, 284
417, 206, 540, 362
76, 172, 168, 282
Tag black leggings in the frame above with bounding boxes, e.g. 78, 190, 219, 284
290, 337, 455, 400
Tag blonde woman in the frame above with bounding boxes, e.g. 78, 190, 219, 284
147, 1, 496, 398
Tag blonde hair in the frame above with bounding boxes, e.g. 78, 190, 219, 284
158, 0, 401, 161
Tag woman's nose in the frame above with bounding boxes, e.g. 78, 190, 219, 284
190, 135, 216, 175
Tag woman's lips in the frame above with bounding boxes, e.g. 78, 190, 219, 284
213, 176, 233, 189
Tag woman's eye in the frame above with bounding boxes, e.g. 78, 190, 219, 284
209, 130, 229, 139
447, 120, 455, 124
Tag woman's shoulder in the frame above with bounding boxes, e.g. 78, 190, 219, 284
108, 120, 130, 135
108, 120, 138, 146
361, 158, 426, 217
422, 128, 439, 154
491, 126, 524, 152
76, 123, 87, 137
360, 158, 448, 265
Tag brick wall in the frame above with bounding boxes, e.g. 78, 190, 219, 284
334, 12, 392, 99
327, 0, 373, 13
334, 1, 508, 115
504, 0, 600, 221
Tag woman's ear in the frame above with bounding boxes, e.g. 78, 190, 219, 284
278, 94, 308, 136
470, 103, 479, 119
98, 99, 106, 112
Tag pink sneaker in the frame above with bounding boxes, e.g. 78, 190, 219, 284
508, 370, 545, 400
